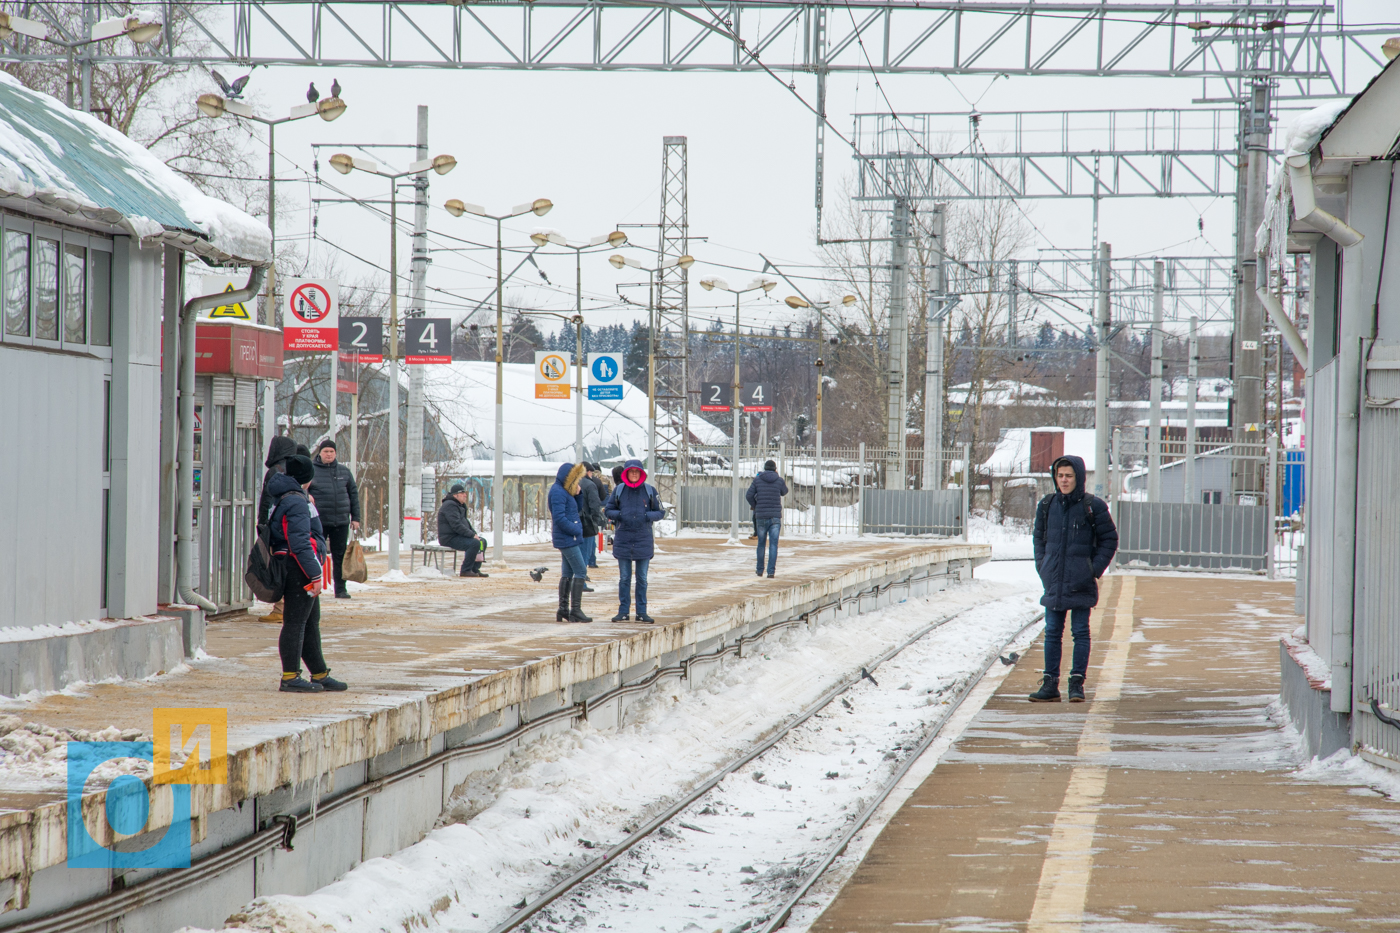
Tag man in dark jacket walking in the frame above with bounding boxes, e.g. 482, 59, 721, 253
604, 459, 665, 622
745, 460, 789, 578
308, 440, 361, 598
437, 483, 488, 577
267, 455, 347, 693
1030, 455, 1119, 703
549, 463, 591, 622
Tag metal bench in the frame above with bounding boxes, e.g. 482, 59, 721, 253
409, 543, 461, 573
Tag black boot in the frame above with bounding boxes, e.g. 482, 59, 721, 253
556, 578, 570, 622
1028, 673, 1061, 702
568, 578, 592, 623
1067, 674, 1085, 703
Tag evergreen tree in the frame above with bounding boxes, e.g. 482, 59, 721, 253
624, 320, 650, 388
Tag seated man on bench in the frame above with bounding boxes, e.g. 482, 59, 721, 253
437, 482, 488, 578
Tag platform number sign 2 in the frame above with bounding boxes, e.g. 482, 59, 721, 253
406, 318, 452, 364
742, 384, 773, 412
588, 352, 623, 400
700, 382, 732, 412
338, 317, 384, 363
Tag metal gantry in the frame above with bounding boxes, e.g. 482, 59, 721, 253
655, 136, 690, 470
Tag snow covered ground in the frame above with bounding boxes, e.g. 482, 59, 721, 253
187, 570, 1044, 933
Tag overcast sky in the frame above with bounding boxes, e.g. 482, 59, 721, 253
223, 3, 1396, 339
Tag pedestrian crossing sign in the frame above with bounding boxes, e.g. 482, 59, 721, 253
202, 278, 252, 320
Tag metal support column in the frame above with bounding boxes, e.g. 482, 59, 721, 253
1185, 316, 1199, 503
922, 204, 946, 492
885, 195, 911, 490
656, 137, 689, 480
1094, 242, 1112, 497
1148, 260, 1164, 501
403, 105, 430, 547
1235, 78, 1272, 442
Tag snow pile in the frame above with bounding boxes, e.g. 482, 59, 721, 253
0, 72, 270, 262
1284, 100, 1349, 159
374, 570, 412, 584
1295, 748, 1400, 799
184, 577, 1042, 933
0, 715, 151, 788
0, 618, 122, 643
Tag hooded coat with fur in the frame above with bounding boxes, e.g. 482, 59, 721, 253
604, 459, 665, 561
548, 462, 587, 550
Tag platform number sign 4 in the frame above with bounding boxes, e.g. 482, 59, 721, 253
700, 382, 732, 412
742, 384, 773, 412
338, 317, 384, 363
406, 318, 452, 364
588, 352, 624, 400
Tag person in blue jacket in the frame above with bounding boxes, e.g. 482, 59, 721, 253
745, 459, 789, 577
549, 462, 592, 623
267, 455, 347, 693
604, 459, 666, 623
1029, 454, 1118, 703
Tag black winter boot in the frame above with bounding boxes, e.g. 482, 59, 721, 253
1067, 674, 1086, 703
568, 578, 592, 623
1028, 673, 1061, 702
556, 578, 570, 622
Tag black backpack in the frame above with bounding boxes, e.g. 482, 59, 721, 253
246, 490, 301, 602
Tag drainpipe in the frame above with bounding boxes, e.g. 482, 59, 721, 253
178, 265, 267, 612
1287, 155, 1364, 248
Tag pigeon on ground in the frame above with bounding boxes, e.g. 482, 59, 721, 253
211, 70, 250, 99
860, 666, 879, 687
999, 651, 1021, 666
528, 567, 550, 582
331, 77, 341, 98
306, 82, 319, 103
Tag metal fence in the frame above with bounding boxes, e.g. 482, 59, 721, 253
676, 443, 969, 537
1112, 430, 1303, 578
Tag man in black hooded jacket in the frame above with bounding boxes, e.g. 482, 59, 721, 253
1030, 454, 1119, 703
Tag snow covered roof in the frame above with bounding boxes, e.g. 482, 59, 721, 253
426, 361, 653, 467
0, 74, 270, 264
948, 379, 1051, 406
980, 427, 1098, 475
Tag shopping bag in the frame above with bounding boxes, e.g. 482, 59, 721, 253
343, 538, 369, 583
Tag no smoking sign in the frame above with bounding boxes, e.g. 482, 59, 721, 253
283, 277, 339, 352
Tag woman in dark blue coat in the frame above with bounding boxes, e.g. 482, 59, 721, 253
1030, 454, 1118, 703
604, 459, 665, 623
549, 462, 591, 623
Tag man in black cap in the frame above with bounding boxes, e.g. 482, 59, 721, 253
437, 482, 488, 577
308, 439, 361, 599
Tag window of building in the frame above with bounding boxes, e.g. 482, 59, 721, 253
34, 237, 58, 341
90, 248, 111, 347
2, 229, 28, 337
63, 242, 86, 344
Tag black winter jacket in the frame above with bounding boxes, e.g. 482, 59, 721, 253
604, 460, 665, 560
436, 495, 478, 540
578, 476, 605, 537
1032, 455, 1119, 610
745, 471, 789, 520
308, 457, 360, 527
267, 472, 326, 581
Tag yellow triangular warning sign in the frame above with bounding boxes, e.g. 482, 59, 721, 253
208, 283, 251, 320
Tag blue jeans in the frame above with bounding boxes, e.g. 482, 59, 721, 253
1044, 608, 1091, 678
558, 545, 587, 581
583, 533, 597, 570
755, 517, 781, 575
618, 558, 649, 615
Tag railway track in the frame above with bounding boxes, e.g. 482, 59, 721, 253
487, 600, 1046, 933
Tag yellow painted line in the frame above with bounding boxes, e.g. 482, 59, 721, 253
1025, 574, 1136, 933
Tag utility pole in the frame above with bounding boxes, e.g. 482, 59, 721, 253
1094, 242, 1111, 498
922, 204, 946, 491
1235, 78, 1271, 451
1148, 260, 1164, 502
885, 195, 911, 490
1185, 316, 1199, 504
404, 106, 430, 546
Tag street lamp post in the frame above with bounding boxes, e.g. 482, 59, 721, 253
330, 151, 458, 572
783, 294, 856, 535
444, 198, 555, 564
609, 253, 695, 477
530, 230, 628, 462
197, 88, 347, 455
700, 275, 777, 542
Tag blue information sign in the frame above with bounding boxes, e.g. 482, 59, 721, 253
588, 353, 624, 400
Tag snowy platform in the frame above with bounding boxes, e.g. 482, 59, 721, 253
810, 574, 1400, 931
0, 535, 986, 931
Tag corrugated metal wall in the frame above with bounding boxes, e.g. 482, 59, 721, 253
1352, 342, 1400, 759
1306, 360, 1338, 661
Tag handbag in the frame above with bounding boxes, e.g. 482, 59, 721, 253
343, 537, 369, 583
